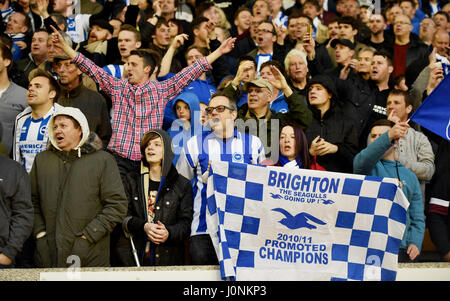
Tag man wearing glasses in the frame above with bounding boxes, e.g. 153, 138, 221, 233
176, 91, 266, 265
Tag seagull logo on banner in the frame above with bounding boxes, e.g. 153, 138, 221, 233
272, 208, 326, 230
321, 199, 335, 205
270, 193, 283, 199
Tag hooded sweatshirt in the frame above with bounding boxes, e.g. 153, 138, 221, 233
138, 130, 175, 209
165, 92, 203, 165
121, 129, 193, 266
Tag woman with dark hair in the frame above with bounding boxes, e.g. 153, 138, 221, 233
276, 122, 327, 170
277, 123, 311, 169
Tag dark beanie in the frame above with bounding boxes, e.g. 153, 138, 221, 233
308, 75, 338, 99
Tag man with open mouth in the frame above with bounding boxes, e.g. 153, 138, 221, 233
50, 26, 237, 180
30, 107, 127, 268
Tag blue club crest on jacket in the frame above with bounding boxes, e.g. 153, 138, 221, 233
272, 208, 326, 230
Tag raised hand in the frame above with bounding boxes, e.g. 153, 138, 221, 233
387, 109, 401, 124
170, 33, 189, 49
50, 25, 77, 59
273, 21, 286, 45
232, 60, 255, 86
340, 62, 351, 80
268, 65, 293, 97
301, 33, 316, 60
151, 0, 162, 15
217, 37, 236, 55
388, 121, 409, 141
35, 0, 50, 18
427, 61, 444, 94
206, 37, 236, 65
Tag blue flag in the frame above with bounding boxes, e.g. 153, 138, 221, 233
410, 75, 450, 141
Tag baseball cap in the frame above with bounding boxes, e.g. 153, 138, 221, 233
243, 78, 273, 94
330, 38, 355, 50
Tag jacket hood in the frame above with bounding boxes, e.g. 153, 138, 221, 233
47, 107, 90, 155
170, 92, 201, 124
168, 92, 203, 139
140, 129, 174, 179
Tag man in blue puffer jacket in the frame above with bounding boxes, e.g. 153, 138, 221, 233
353, 119, 425, 262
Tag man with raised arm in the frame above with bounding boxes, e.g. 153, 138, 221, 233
50, 28, 236, 177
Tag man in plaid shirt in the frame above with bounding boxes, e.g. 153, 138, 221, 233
51, 28, 236, 176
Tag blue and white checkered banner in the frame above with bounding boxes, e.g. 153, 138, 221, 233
206, 161, 409, 281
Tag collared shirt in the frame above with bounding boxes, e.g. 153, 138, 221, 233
73, 53, 212, 161
176, 128, 266, 236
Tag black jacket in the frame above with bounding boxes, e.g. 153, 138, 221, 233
305, 103, 359, 174
324, 67, 390, 149
121, 130, 193, 266
0, 156, 33, 265
404, 34, 430, 87
32, 131, 128, 268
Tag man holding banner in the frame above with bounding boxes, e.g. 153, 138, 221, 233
176, 91, 266, 265
354, 119, 425, 262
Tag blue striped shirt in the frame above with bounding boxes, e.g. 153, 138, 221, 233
103, 64, 124, 79
176, 128, 265, 236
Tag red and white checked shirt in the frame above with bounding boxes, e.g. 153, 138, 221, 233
73, 53, 212, 161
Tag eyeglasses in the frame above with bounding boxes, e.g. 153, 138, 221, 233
205, 105, 234, 115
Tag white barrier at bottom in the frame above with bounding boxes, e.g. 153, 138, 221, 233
38, 266, 450, 281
